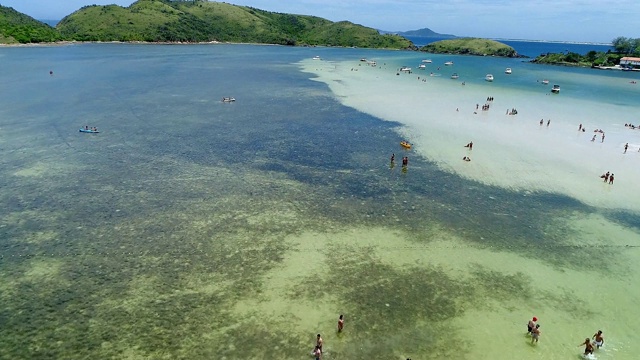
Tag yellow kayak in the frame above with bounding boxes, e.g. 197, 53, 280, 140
400, 141, 412, 149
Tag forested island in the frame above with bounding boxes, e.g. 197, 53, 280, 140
0, 0, 412, 49
419, 38, 521, 58
531, 37, 640, 68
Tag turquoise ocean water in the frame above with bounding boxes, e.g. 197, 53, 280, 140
1, 43, 639, 359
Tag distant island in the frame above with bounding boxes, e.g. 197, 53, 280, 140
0, 0, 412, 49
420, 38, 521, 58
393, 27, 456, 39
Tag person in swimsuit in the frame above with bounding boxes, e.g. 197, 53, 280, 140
592, 330, 604, 348
579, 337, 594, 355
531, 324, 541, 344
527, 317, 537, 335
338, 315, 344, 332
316, 334, 323, 353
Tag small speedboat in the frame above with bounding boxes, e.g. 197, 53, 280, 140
551, 84, 560, 93
222, 97, 236, 102
312, 56, 321, 60
418, 64, 426, 69
79, 128, 99, 134
400, 141, 412, 149
422, 59, 433, 63
541, 79, 549, 85
451, 73, 459, 79
485, 74, 494, 82
444, 61, 454, 66
505, 68, 512, 74
399, 66, 412, 72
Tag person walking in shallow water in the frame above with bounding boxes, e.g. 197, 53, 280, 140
531, 324, 541, 344
527, 317, 537, 335
592, 330, 604, 349
338, 314, 344, 332
579, 338, 594, 356
609, 173, 614, 184
624, 143, 629, 153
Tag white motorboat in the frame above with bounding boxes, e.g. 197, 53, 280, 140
400, 66, 412, 72
422, 59, 433, 63
444, 61, 454, 66
551, 84, 560, 93
451, 73, 459, 79
312, 56, 321, 60
541, 79, 549, 85
418, 64, 426, 69
505, 68, 512, 74
222, 97, 236, 102
485, 74, 494, 82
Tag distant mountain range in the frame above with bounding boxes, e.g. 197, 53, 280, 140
382, 28, 457, 39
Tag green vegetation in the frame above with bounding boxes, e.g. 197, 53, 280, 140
611, 36, 640, 55
531, 36, 640, 68
0, 5, 62, 43
54, 0, 412, 48
419, 38, 519, 57
530, 51, 624, 67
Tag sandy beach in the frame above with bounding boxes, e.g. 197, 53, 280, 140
301, 56, 640, 213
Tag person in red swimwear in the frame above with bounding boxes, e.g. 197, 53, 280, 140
338, 314, 344, 332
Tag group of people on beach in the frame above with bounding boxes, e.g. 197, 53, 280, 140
600, 171, 615, 184
526, 316, 604, 357
462, 141, 473, 162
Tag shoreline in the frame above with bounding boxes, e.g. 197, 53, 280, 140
301, 56, 640, 213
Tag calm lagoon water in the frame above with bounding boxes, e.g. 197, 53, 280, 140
0, 43, 639, 359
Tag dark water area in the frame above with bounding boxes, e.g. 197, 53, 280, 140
405, 36, 614, 57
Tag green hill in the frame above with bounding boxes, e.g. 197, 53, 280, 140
56, 0, 413, 48
420, 38, 519, 57
0, 5, 62, 43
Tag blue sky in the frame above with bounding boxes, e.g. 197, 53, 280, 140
2, 0, 639, 43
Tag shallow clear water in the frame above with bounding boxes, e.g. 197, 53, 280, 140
0, 44, 639, 359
